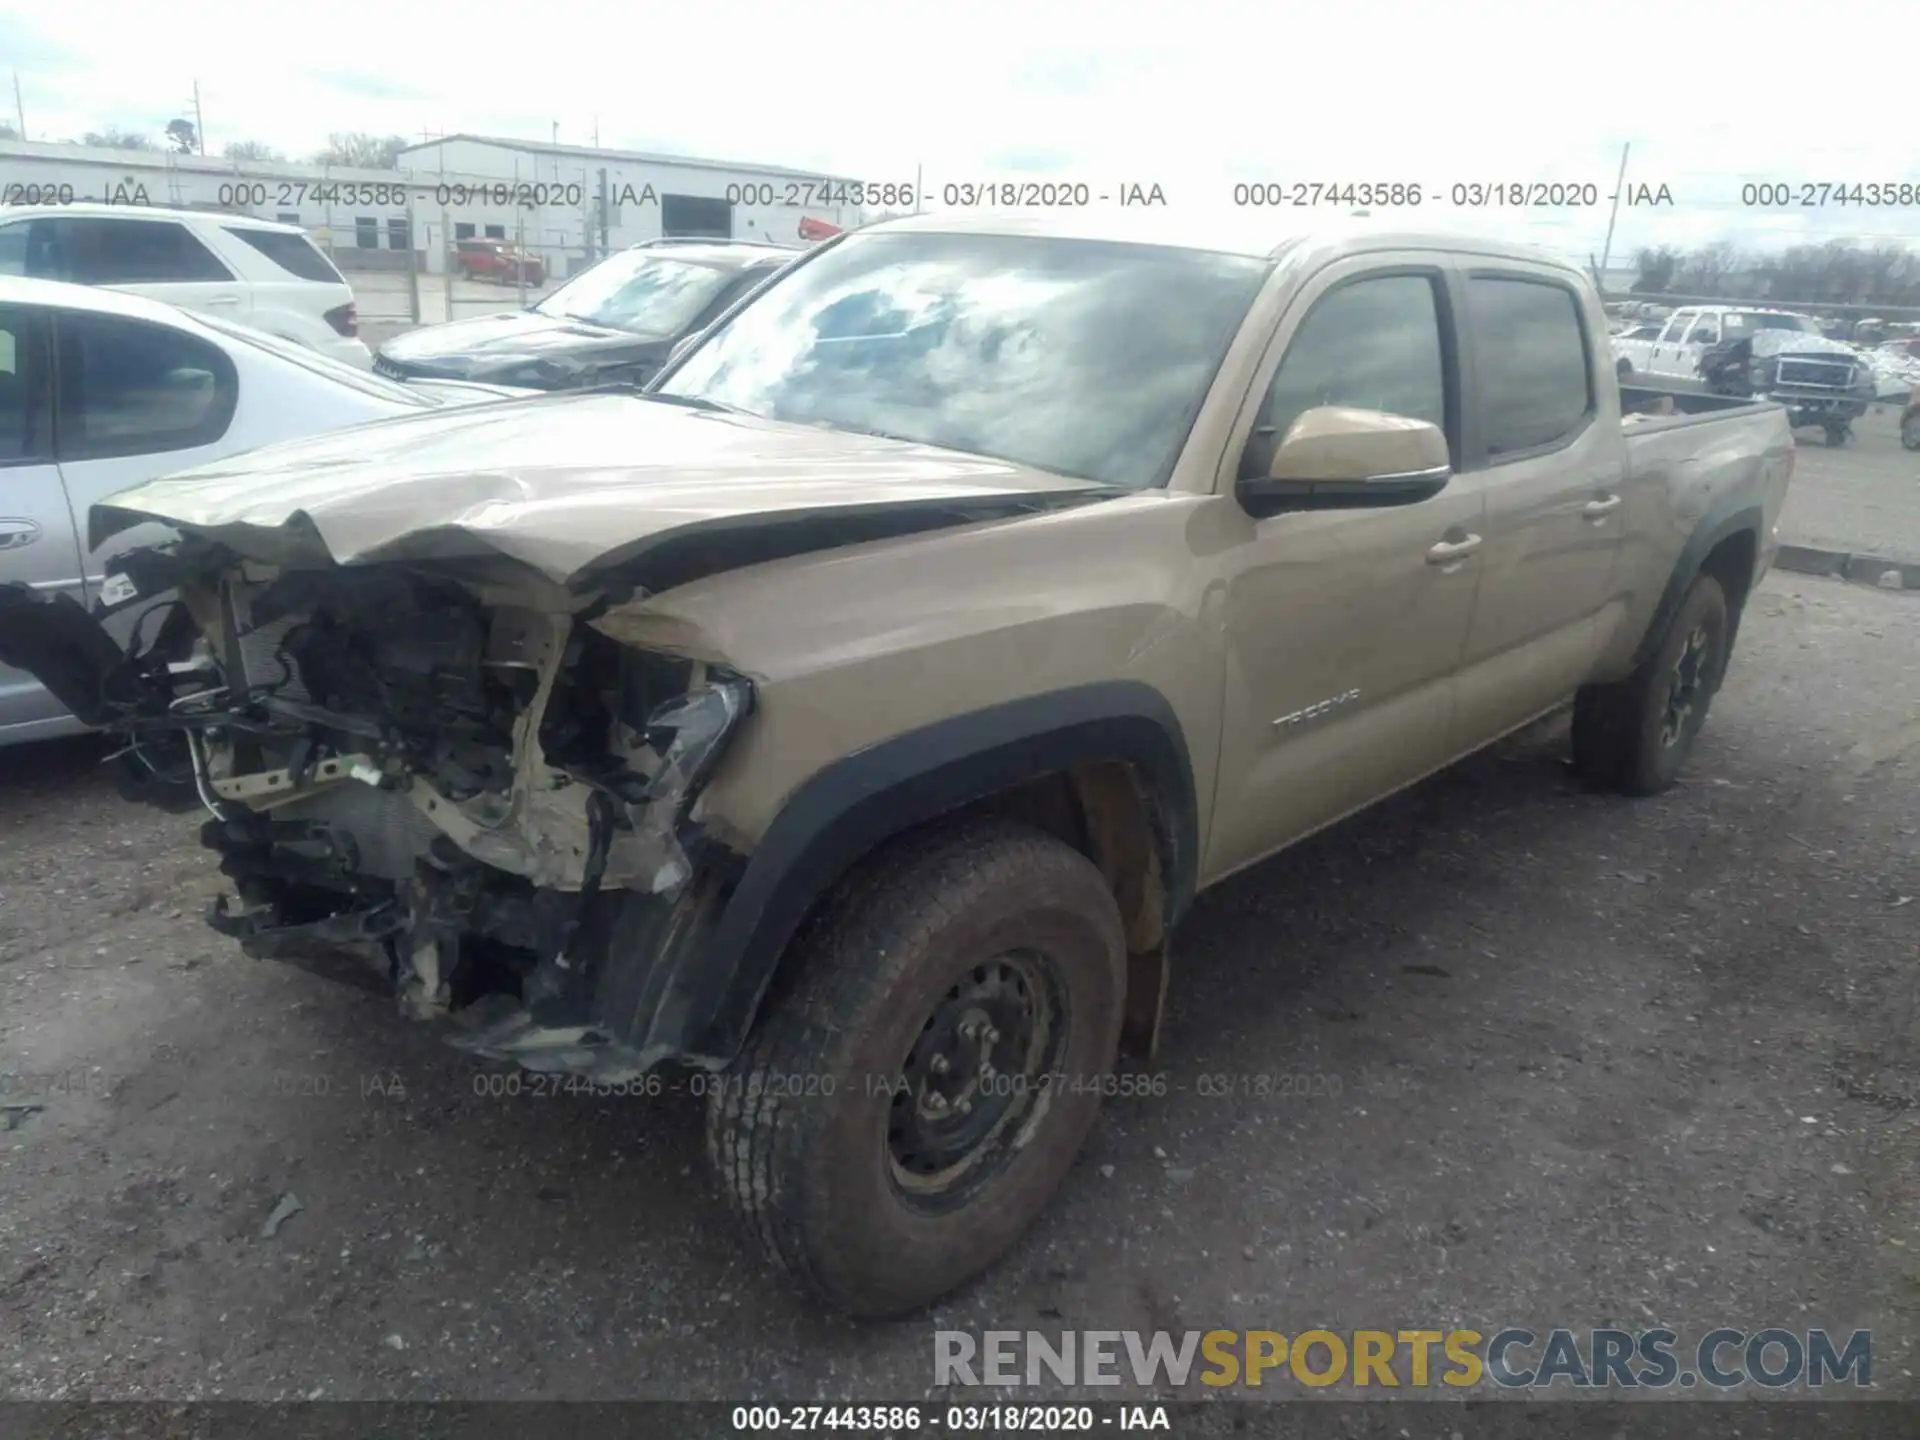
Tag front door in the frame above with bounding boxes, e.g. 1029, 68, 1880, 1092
1204, 260, 1484, 884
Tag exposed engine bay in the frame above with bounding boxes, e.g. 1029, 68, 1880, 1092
0, 541, 753, 1078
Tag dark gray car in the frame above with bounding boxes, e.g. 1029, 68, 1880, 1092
374, 240, 793, 390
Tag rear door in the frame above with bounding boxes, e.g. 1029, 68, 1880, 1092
215, 224, 353, 340
51, 308, 242, 625
1645, 310, 1696, 377
1450, 265, 1626, 743
0, 302, 85, 734
26, 214, 252, 324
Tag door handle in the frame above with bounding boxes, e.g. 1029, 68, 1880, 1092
1426, 533, 1482, 566
1583, 494, 1624, 520
0, 519, 42, 551
204, 294, 242, 306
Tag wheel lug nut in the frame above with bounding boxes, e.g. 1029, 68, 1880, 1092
925, 1092, 948, 1114
980, 1063, 995, 1080
956, 1098, 972, 1114
930, 1054, 951, 1075
984, 1026, 1000, 1045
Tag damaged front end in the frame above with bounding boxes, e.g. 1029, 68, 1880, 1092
0, 541, 753, 1081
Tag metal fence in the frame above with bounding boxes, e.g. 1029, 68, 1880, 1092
309, 206, 600, 346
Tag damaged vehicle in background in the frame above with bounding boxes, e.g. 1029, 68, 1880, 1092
0, 216, 1793, 1318
1615, 305, 1874, 446
372, 240, 794, 391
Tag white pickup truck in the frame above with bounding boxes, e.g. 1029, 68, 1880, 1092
1612, 306, 1877, 445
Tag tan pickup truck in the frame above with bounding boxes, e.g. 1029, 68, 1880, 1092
0, 214, 1794, 1317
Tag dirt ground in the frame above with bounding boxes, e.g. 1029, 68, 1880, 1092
1, 570, 1916, 1405
1779, 405, 1920, 565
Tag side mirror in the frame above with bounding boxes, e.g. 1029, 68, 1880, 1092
1237, 407, 1451, 517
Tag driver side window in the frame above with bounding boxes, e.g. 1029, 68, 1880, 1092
1239, 273, 1448, 480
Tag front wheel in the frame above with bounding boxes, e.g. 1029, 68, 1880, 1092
1825, 422, 1851, 447
1901, 411, 1920, 451
1571, 573, 1731, 795
706, 818, 1127, 1317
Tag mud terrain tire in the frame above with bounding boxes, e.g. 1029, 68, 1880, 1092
706, 818, 1126, 1317
1571, 573, 1731, 796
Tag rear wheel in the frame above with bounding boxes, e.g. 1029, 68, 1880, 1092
1901, 411, 1920, 451
1825, 421, 1851, 447
1616, 357, 1633, 379
705, 818, 1126, 1317
1571, 573, 1731, 795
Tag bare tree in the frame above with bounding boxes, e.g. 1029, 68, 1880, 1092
312, 132, 410, 169
224, 139, 286, 162
82, 127, 157, 152
1631, 246, 1679, 294
1645, 241, 1920, 308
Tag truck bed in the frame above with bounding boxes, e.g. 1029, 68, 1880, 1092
1618, 381, 1777, 422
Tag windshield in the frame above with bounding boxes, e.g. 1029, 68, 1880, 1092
534, 252, 735, 335
191, 312, 441, 405
1723, 312, 1818, 336
656, 231, 1271, 490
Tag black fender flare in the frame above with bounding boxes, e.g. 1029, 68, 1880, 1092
666, 680, 1199, 1065
1631, 497, 1765, 672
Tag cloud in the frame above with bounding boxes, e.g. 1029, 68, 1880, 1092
2, 0, 1912, 260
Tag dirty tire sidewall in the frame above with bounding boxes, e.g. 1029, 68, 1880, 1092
1624, 573, 1730, 794
1902, 414, 1920, 451
710, 821, 1126, 1318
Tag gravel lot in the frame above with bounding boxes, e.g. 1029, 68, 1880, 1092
1779, 405, 1920, 565
1, 568, 1915, 1405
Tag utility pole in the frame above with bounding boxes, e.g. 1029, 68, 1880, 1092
192, 79, 206, 154
1596, 140, 1631, 291
11, 73, 25, 139
592, 114, 599, 148
551, 120, 559, 144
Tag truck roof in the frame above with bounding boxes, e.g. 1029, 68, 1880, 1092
0, 202, 305, 232
860, 210, 1583, 275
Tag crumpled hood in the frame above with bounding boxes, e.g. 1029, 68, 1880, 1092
89, 392, 1111, 593
378, 310, 670, 384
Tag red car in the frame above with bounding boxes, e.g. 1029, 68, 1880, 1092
453, 238, 546, 286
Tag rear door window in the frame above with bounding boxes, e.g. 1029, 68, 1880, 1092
1467, 276, 1594, 458
224, 227, 345, 284
0, 223, 27, 277
29, 217, 234, 285
53, 311, 238, 460
0, 304, 52, 462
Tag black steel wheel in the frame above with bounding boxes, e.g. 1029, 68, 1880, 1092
706, 818, 1126, 1317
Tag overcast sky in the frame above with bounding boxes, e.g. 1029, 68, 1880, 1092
3, 0, 1915, 265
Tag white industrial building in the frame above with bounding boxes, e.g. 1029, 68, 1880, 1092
0, 134, 867, 280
